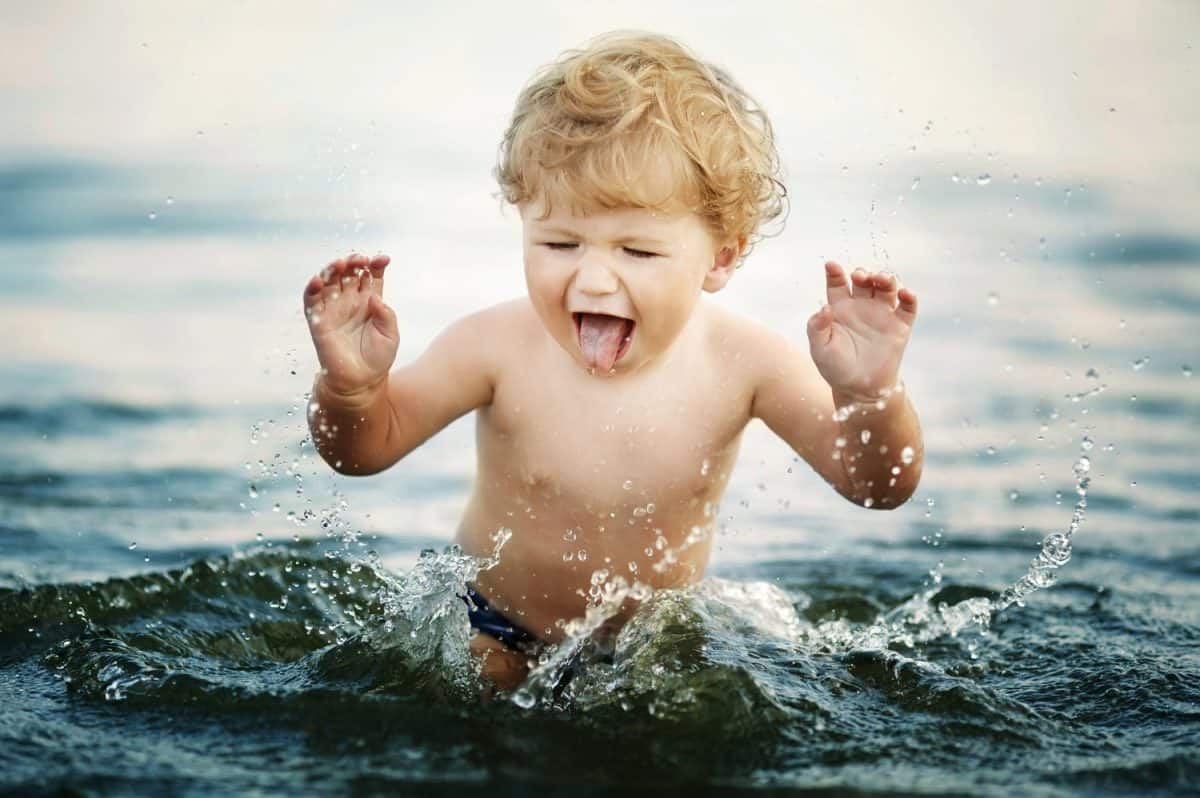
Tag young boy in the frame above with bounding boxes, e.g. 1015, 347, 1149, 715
302, 33, 922, 690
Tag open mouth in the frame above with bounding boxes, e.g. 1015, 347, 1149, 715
573, 312, 635, 371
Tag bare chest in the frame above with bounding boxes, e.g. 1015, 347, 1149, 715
476, 358, 751, 526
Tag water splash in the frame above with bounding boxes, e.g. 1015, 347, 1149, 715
511, 574, 654, 709
511, 523, 714, 709
800, 433, 1094, 653
992, 435, 1090, 612
364, 528, 511, 681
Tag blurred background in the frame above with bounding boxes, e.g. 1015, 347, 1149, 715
1, 0, 1196, 581
2, 4, 1199, 794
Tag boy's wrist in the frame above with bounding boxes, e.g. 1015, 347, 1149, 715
831, 380, 906, 420
312, 371, 388, 413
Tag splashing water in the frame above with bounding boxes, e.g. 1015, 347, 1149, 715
992, 435, 1090, 612
817, 432, 1095, 652
511, 524, 714, 709
240, 366, 1096, 713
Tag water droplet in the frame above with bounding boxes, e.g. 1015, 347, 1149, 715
1131, 356, 1150, 371
1080, 435, 1094, 451
622, 479, 633, 491
987, 292, 999, 307
700, 459, 710, 476
976, 173, 992, 186
863, 497, 875, 508
1184, 365, 1193, 378
562, 528, 577, 541
128, 542, 137, 550
165, 196, 175, 205
147, 211, 157, 221
900, 445, 915, 465
985, 446, 997, 456
910, 177, 921, 190
577, 549, 588, 562
1009, 490, 1020, 501
248, 485, 258, 498
860, 429, 872, 444
834, 436, 846, 448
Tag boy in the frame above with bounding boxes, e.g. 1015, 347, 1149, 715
302, 33, 922, 690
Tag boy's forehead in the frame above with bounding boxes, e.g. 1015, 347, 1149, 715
522, 197, 691, 234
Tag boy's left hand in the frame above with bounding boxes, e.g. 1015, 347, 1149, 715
806, 261, 917, 405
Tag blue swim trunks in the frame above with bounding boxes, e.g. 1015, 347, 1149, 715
461, 584, 543, 653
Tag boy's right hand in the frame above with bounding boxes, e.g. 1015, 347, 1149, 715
303, 253, 397, 400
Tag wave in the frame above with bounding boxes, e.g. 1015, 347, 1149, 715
0, 398, 201, 433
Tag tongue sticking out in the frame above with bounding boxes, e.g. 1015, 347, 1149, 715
577, 313, 634, 371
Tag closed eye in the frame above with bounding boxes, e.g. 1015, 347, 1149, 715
543, 242, 578, 251
623, 247, 660, 259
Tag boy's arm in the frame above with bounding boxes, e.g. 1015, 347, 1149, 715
750, 262, 923, 509
310, 311, 495, 475
302, 252, 494, 476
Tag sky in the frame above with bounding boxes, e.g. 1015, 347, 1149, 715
3, 2, 1196, 195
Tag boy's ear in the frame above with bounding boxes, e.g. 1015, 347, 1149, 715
702, 236, 745, 293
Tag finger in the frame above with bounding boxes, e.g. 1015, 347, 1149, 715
824, 261, 851, 304
368, 254, 390, 279
319, 257, 347, 284
850, 268, 872, 299
368, 294, 399, 339
806, 304, 834, 344
871, 272, 899, 306
303, 274, 323, 306
303, 275, 328, 324
897, 287, 918, 325
345, 252, 369, 274
367, 254, 390, 297
338, 271, 361, 296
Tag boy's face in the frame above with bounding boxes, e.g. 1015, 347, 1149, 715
521, 198, 737, 376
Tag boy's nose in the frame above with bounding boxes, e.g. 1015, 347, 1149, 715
573, 256, 619, 295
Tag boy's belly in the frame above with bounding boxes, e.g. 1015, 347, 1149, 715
458, 380, 749, 643
456, 490, 717, 643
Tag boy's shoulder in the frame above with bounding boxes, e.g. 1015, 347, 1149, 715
433, 298, 544, 366
699, 300, 800, 367
453, 297, 542, 340
696, 299, 816, 404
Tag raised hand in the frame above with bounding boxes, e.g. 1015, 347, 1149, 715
303, 252, 397, 398
806, 261, 917, 404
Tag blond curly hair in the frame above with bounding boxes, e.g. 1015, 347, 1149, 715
496, 31, 786, 258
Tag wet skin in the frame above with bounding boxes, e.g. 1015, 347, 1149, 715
302, 205, 922, 689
